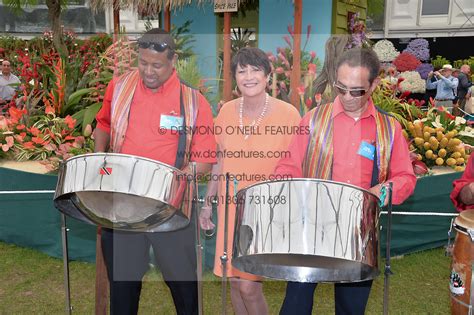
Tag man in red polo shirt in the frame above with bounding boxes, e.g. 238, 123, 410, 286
94, 29, 216, 315
275, 48, 416, 315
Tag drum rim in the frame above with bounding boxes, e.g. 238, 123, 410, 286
62, 152, 185, 174
236, 178, 380, 201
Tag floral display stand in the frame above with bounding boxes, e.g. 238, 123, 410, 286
0, 164, 97, 262
381, 171, 461, 257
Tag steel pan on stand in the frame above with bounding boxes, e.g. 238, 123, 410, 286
232, 179, 381, 283
53, 153, 197, 314
54, 153, 193, 232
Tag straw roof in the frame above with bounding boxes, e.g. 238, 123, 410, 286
89, 0, 250, 14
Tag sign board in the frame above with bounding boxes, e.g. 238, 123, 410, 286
214, 0, 238, 13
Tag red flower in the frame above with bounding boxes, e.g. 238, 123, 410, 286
429, 97, 435, 107
307, 63, 317, 75
44, 143, 57, 152
23, 142, 35, 149
8, 107, 26, 123
297, 85, 305, 96
275, 67, 284, 74
393, 52, 421, 72
305, 98, 312, 108
28, 127, 40, 136
16, 124, 25, 130
45, 104, 55, 115
14, 134, 24, 143
32, 136, 46, 145
399, 91, 411, 99
314, 93, 322, 103
64, 115, 76, 129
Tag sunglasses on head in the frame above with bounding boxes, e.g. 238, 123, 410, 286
137, 41, 170, 53
333, 82, 368, 98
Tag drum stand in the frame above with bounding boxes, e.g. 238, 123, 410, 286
220, 173, 231, 315
383, 182, 394, 315
191, 163, 204, 315
60, 213, 73, 314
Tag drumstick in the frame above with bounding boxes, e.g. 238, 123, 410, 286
192, 162, 204, 315
383, 182, 393, 315
220, 173, 231, 315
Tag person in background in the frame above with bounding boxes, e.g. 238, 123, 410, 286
426, 64, 459, 112
275, 48, 416, 315
94, 28, 216, 315
199, 47, 301, 315
453, 65, 472, 116
451, 155, 474, 211
0, 60, 21, 111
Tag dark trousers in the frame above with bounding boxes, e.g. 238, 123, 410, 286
280, 280, 373, 315
101, 220, 198, 315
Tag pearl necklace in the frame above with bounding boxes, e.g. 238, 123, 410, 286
239, 93, 269, 140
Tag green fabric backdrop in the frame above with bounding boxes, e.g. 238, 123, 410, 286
0, 167, 462, 267
381, 171, 461, 256
0, 167, 97, 262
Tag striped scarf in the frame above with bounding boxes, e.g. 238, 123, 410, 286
302, 102, 396, 183
109, 70, 199, 167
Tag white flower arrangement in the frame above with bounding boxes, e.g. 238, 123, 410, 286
399, 71, 426, 93
373, 40, 400, 62
459, 126, 474, 137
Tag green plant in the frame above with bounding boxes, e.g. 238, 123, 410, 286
230, 27, 256, 52
453, 56, 474, 72
175, 56, 217, 101
268, 24, 322, 112
170, 20, 195, 60
372, 79, 424, 128
70, 33, 137, 132
431, 55, 451, 70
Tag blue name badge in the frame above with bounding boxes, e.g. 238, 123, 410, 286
160, 114, 183, 130
357, 141, 375, 161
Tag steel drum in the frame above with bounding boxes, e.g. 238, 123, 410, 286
54, 153, 192, 232
232, 179, 381, 283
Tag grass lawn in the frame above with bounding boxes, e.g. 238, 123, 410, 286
0, 241, 451, 314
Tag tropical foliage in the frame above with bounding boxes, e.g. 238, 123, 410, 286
267, 24, 321, 115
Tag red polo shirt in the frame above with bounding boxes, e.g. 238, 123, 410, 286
96, 70, 217, 166
275, 96, 416, 205
451, 156, 474, 211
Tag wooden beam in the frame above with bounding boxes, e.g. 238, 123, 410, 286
290, 0, 302, 109
113, 0, 120, 36
223, 12, 232, 102
95, 227, 108, 315
164, 5, 171, 31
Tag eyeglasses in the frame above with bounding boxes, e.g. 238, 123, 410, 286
333, 82, 368, 98
137, 41, 170, 53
